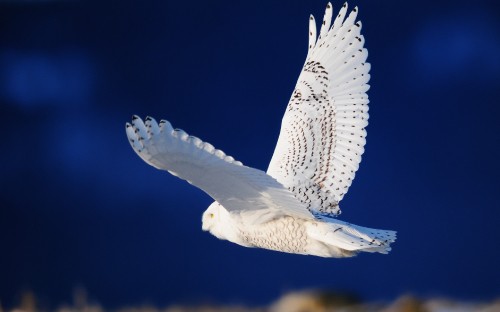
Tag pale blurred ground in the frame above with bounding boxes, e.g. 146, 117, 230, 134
3, 290, 499, 312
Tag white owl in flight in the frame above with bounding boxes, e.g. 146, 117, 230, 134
126, 2, 396, 258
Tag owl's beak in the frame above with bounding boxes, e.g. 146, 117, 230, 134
201, 215, 210, 231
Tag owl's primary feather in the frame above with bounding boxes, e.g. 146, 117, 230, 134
125, 2, 396, 258
126, 116, 313, 225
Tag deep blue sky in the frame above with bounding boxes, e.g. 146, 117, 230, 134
1, 0, 499, 309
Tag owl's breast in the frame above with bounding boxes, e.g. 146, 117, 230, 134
237, 216, 311, 254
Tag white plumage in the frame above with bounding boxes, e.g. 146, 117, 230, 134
126, 2, 396, 258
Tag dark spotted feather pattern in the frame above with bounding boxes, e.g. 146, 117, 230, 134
267, 3, 370, 217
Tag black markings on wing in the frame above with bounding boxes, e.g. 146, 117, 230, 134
279, 61, 341, 216
267, 3, 370, 218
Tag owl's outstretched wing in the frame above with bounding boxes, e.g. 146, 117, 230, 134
267, 3, 370, 217
126, 116, 313, 224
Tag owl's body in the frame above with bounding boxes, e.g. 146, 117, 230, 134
126, 2, 396, 258
239, 217, 310, 255
202, 202, 394, 258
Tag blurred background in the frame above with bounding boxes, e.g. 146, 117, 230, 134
1, 0, 499, 310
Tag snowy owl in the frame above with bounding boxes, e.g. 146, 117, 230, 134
126, 2, 396, 258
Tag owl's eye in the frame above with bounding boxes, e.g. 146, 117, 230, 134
209, 213, 214, 219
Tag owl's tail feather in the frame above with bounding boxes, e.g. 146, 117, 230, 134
309, 218, 397, 257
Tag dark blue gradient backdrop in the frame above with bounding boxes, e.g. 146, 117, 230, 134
1, 0, 499, 308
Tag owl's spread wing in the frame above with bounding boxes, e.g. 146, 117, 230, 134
267, 3, 370, 217
126, 116, 313, 224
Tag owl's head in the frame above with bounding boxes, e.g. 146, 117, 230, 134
202, 202, 230, 240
